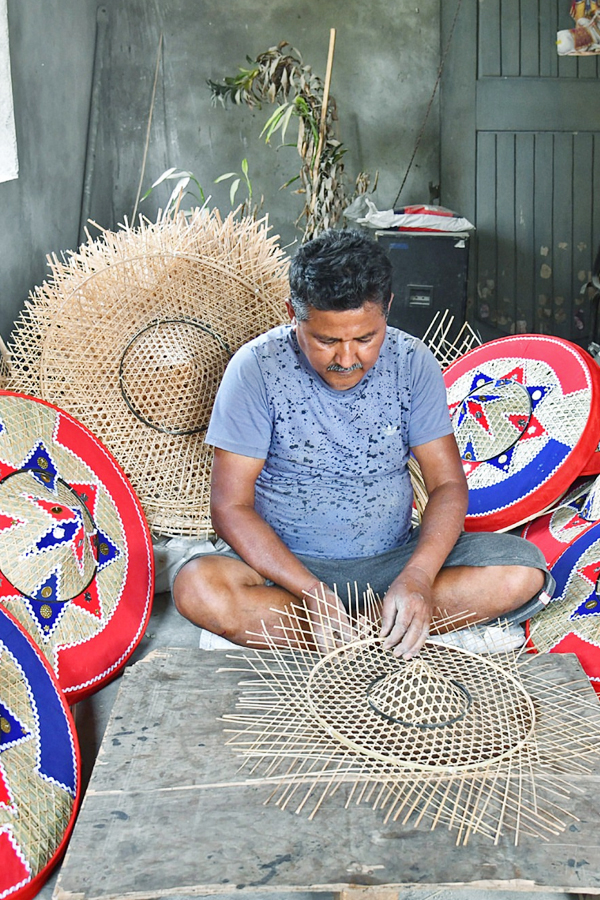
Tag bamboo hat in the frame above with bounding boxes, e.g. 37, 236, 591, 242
522, 474, 600, 566
443, 334, 600, 531
527, 517, 600, 694
0, 604, 80, 900
223, 593, 600, 844
0, 392, 153, 703
6, 209, 288, 537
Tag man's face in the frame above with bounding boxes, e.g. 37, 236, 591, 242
286, 300, 389, 391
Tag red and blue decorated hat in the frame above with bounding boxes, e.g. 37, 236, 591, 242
0, 392, 154, 703
443, 335, 600, 531
527, 518, 600, 694
522, 475, 600, 567
0, 604, 80, 899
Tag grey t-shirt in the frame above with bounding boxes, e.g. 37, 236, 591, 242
205, 324, 453, 559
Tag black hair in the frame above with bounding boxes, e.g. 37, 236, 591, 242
288, 228, 392, 321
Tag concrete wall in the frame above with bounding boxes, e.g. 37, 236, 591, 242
0, 0, 441, 342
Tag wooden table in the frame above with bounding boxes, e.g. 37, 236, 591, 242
54, 647, 600, 899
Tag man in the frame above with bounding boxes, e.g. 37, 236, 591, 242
174, 229, 552, 657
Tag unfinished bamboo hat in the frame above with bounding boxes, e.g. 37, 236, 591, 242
222, 593, 600, 844
527, 518, 600, 694
6, 209, 288, 537
0, 604, 80, 900
443, 334, 600, 531
522, 474, 600, 566
0, 391, 153, 703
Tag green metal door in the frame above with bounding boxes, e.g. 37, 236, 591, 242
440, 0, 600, 345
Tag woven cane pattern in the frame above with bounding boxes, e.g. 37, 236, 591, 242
530, 533, 600, 652
422, 310, 481, 370
0, 393, 152, 702
307, 644, 533, 768
6, 210, 288, 537
523, 475, 600, 567
222, 595, 600, 844
0, 398, 125, 646
0, 473, 97, 603
447, 355, 592, 493
452, 377, 532, 463
0, 623, 77, 894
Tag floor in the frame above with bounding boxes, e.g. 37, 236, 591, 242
38, 589, 594, 900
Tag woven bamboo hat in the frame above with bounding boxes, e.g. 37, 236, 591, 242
224, 594, 600, 844
6, 209, 288, 537
522, 474, 600, 566
0, 391, 153, 703
443, 334, 600, 531
527, 517, 600, 694
0, 604, 80, 899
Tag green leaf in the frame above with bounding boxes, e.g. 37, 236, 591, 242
214, 172, 237, 183
150, 166, 178, 188
229, 178, 241, 205
279, 102, 296, 144
260, 104, 289, 142
166, 176, 190, 210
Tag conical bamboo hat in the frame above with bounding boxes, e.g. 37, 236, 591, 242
6, 209, 289, 537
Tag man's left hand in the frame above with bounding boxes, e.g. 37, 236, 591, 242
380, 567, 434, 658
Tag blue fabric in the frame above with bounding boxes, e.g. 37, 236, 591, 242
206, 324, 454, 559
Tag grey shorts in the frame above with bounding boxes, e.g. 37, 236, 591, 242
171, 529, 554, 626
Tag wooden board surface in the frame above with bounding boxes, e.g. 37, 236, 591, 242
54, 647, 600, 899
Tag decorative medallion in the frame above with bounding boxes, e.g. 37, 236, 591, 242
443, 335, 600, 531
0, 604, 79, 899
0, 392, 153, 703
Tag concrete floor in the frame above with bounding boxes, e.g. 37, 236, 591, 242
38, 590, 592, 900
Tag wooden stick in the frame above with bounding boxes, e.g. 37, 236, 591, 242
310, 28, 337, 214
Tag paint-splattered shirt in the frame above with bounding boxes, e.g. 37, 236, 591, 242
206, 324, 453, 559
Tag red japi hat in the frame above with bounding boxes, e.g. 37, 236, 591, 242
522, 475, 600, 567
0, 604, 80, 899
0, 391, 154, 703
527, 518, 600, 695
443, 335, 600, 532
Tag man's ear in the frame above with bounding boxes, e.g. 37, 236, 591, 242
385, 294, 394, 320
285, 298, 297, 325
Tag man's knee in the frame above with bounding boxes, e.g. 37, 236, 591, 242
172, 554, 264, 624
172, 556, 226, 622
499, 564, 545, 605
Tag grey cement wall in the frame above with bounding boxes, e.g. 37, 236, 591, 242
0, 0, 441, 342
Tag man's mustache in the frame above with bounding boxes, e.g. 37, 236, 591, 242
327, 362, 363, 373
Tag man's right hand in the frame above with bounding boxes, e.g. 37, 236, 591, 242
302, 582, 359, 654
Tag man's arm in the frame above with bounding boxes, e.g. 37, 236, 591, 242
211, 447, 322, 598
211, 448, 355, 646
380, 433, 468, 658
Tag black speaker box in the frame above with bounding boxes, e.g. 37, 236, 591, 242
375, 230, 470, 339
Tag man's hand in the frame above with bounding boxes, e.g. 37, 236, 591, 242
380, 566, 434, 659
302, 582, 360, 654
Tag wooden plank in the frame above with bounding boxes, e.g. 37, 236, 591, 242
533, 132, 555, 335
496, 131, 517, 333
500, 0, 521, 76
552, 132, 574, 339
477, 78, 600, 131
515, 132, 535, 332
53, 648, 600, 899
475, 131, 498, 331
520, 0, 540, 77
539, 0, 559, 77
572, 132, 595, 344
478, 0, 501, 77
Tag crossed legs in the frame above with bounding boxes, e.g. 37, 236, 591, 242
173, 553, 545, 650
